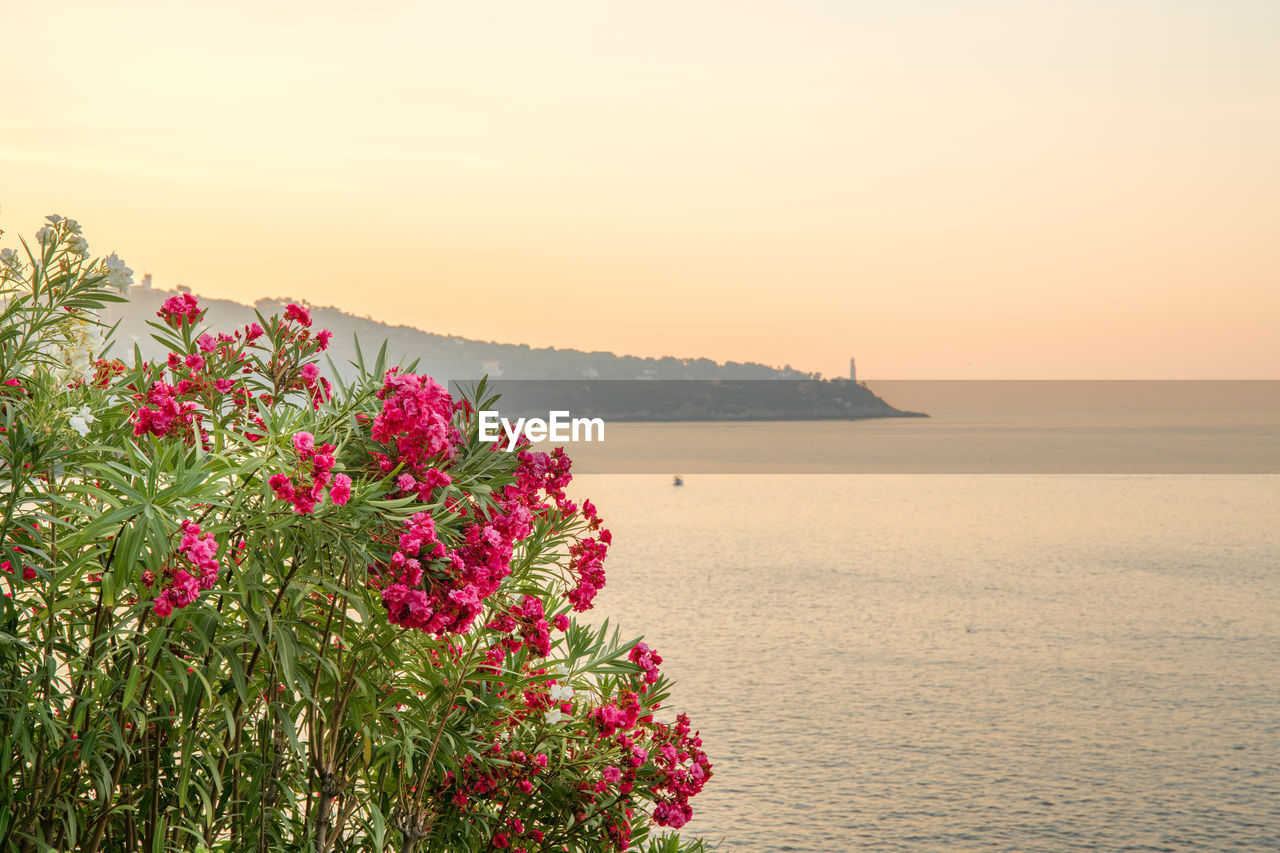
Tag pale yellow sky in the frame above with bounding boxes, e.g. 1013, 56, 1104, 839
3, 1, 1278, 378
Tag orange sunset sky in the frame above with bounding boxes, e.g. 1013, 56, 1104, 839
2, 1, 1278, 379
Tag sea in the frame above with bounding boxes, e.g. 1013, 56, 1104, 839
565, 404, 1280, 851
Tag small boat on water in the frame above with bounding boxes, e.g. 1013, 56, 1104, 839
672, 475, 683, 487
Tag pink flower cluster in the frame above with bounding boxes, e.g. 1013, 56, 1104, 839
370, 370, 461, 475
378, 512, 448, 631
587, 691, 642, 739
272, 304, 332, 409
566, 528, 610, 612
576, 651, 712, 834
150, 520, 221, 618
548, 487, 612, 612
133, 297, 339, 443
368, 396, 618, 639
343, 364, 707, 841
647, 713, 712, 829
157, 293, 202, 327
506, 448, 616, 613
628, 642, 663, 685
375, 492, 534, 635
485, 594, 552, 658
368, 371, 590, 638
284, 303, 312, 327
330, 472, 352, 505
440, 748, 551, 848
132, 380, 199, 440
268, 432, 349, 513
508, 448, 575, 510
393, 467, 453, 503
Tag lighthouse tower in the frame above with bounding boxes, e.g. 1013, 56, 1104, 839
849, 357, 857, 383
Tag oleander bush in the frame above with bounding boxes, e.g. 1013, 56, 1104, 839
0, 215, 711, 853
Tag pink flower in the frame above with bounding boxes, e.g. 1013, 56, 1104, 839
653, 801, 690, 829
602, 766, 621, 784
153, 594, 173, 618
293, 431, 315, 456
214, 378, 235, 393
269, 473, 295, 502
169, 569, 200, 607
553, 613, 569, 631
316, 329, 332, 350
285, 303, 312, 327
329, 473, 352, 505
197, 334, 216, 353
177, 520, 221, 591
184, 354, 205, 371
300, 363, 319, 384
313, 448, 335, 474
245, 322, 265, 342
413, 467, 452, 500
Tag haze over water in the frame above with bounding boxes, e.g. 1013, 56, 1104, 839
574, 471, 1280, 851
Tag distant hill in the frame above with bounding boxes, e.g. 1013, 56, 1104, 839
104, 279, 824, 382
103, 280, 922, 421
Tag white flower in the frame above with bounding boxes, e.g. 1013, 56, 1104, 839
549, 682, 574, 703
55, 317, 102, 384
0, 248, 20, 279
68, 405, 95, 437
544, 707, 564, 725
35, 217, 86, 254
65, 347, 92, 383
103, 253, 133, 292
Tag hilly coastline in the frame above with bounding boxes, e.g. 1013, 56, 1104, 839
104, 281, 924, 422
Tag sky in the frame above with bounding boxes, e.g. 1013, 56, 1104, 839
2, 0, 1278, 378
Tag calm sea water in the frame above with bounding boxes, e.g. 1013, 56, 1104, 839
572, 473, 1280, 851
